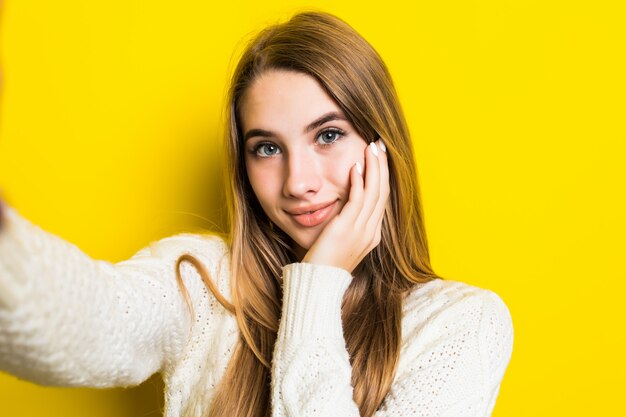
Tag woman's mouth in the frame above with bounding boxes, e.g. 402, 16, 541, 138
288, 200, 337, 227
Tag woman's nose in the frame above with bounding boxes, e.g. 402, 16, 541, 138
282, 150, 322, 198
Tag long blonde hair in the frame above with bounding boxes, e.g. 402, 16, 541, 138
176, 11, 442, 417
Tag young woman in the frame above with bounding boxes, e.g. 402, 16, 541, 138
0, 11, 513, 417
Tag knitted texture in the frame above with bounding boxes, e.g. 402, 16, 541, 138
0, 205, 514, 417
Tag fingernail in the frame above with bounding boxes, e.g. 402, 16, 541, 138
355, 162, 363, 175
379, 140, 387, 153
369, 142, 379, 156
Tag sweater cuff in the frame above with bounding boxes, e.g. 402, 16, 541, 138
279, 263, 352, 339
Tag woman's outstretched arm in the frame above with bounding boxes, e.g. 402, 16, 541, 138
0, 202, 212, 388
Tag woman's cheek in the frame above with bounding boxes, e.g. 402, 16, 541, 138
246, 166, 268, 202
333, 155, 362, 194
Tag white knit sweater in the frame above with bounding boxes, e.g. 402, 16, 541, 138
0, 204, 514, 417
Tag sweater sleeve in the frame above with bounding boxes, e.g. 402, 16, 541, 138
0, 204, 219, 388
271, 262, 361, 417
270, 266, 514, 417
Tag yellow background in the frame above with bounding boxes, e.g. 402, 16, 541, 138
1, 0, 625, 416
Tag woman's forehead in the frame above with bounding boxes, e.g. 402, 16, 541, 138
239, 70, 342, 133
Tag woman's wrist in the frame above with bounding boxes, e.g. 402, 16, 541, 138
280, 263, 352, 339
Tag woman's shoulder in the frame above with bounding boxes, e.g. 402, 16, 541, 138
118, 231, 231, 274
401, 278, 514, 377
146, 231, 230, 258
403, 278, 512, 325
115, 231, 233, 305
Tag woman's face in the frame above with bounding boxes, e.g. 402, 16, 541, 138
240, 70, 368, 259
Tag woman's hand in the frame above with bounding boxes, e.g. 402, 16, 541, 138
301, 138, 390, 273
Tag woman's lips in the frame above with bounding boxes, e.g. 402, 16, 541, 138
289, 200, 337, 227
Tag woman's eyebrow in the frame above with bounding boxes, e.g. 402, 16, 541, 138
243, 128, 273, 143
303, 111, 347, 133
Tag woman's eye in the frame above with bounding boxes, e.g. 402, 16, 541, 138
316, 129, 345, 146
253, 143, 281, 157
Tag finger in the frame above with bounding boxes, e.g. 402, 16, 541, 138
339, 161, 365, 221
366, 139, 389, 233
372, 214, 383, 249
376, 138, 390, 214
376, 138, 389, 200
359, 141, 381, 225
